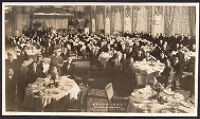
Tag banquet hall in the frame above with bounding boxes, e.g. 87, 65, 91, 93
4, 4, 197, 113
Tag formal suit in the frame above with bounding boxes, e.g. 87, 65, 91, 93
134, 53, 145, 61
176, 52, 185, 65
27, 68, 38, 84
62, 63, 75, 78
157, 66, 175, 89
61, 52, 70, 60
6, 75, 17, 108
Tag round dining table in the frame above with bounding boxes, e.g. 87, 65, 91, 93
23, 76, 80, 111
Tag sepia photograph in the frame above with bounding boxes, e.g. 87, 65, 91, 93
2, 2, 199, 116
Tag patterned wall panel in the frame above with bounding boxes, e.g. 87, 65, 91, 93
124, 6, 132, 33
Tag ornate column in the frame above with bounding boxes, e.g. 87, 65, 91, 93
91, 6, 96, 33
113, 6, 123, 33
151, 6, 164, 36
136, 6, 148, 33
96, 6, 105, 33
105, 5, 111, 34
124, 6, 132, 33
132, 6, 139, 33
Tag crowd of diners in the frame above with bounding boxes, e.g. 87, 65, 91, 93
6, 30, 196, 110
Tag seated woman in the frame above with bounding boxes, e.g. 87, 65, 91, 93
62, 57, 75, 78
155, 59, 175, 90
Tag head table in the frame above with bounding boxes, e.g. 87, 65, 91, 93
23, 76, 80, 111
127, 85, 195, 113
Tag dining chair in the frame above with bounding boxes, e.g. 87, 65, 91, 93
104, 82, 129, 112
135, 72, 147, 89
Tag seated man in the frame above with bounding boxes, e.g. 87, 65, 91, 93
154, 59, 175, 90
158, 51, 168, 64
176, 47, 185, 65
133, 49, 145, 61
17, 50, 29, 65
171, 56, 184, 89
121, 56, 135, 96
62, 57, 75, 78
145, 51, 156, 61
6, 53, 18, 75
6, 68, 17, 110
27, 61, 38, 85
60, 47, 70, 60
50, 50, 64, 76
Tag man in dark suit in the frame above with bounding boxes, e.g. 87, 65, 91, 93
51, 50, 64, 76
172, 56, 184, 89
27, 61, 38, 85
6, 68, 17, 111
62, 57, 75, 78
134, 49, 145, 61
133, 40, 141, 52
158, 51, 168, 64
176, 47, 185, 65
6, 53, 18, 72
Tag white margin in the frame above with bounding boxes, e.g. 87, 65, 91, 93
2, 2, 199, 117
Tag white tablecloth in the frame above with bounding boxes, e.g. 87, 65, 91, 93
133, 60, 165, 86
98, 52, 112, 68
127, 86, 195, 113
23, 76, 80, 110
133, 60, 165, 75
171, 51, 196, 61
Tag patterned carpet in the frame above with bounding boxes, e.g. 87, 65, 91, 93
72, 60, 110, 112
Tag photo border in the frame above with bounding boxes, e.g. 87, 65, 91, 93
1, 1, 199, 117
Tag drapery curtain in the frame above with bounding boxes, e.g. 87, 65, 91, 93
114, 8, 122, 32
189, 7, 196, 36
105, 6, 111, 34
132, 6, 139, 33
124, 6, 132, 33
97, 13, 104, 31
136, 6, 148, 33
33, 18, 68, 30
164, 6, 176, 36
171, 6, 190, 35
96, 6, 105, 32
146, 6, 152, 33
151, 6, 164, 36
